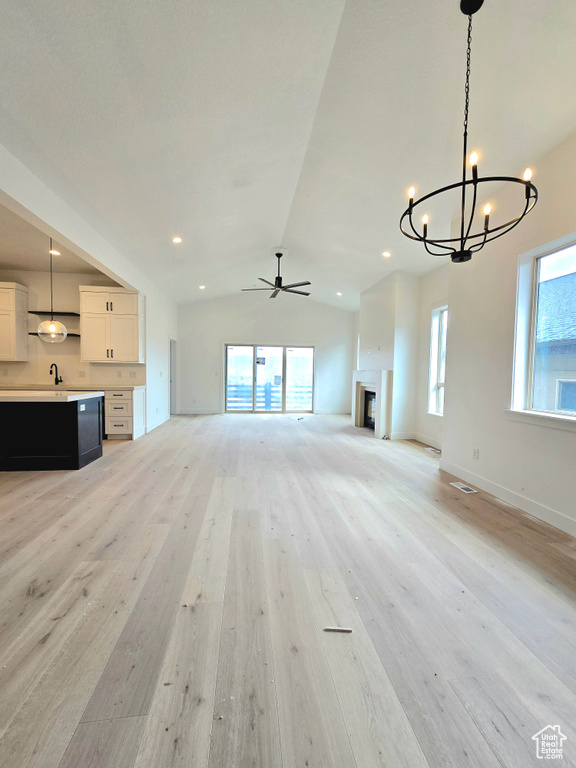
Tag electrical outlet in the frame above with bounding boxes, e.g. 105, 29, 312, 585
473, 448, 480, 460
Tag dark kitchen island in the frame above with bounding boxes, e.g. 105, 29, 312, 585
0, 390, 104, 470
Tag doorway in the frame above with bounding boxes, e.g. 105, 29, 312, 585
225, 345, 314, 413
170, 338, 177, 415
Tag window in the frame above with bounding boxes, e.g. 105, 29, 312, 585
428, 306, 448, 416
530, 245, 576, 415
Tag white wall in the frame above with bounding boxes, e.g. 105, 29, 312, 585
415, 265, 450, 448
0, 142, 177, 431
177, 293, 355, 414
441, 127, 576, 536
358, 274, 396, 370
358, 271, 419, 439
391, 272, 419, 439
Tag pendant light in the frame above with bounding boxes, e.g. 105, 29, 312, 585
37, 238, 67, 343
399, 0, 538, 263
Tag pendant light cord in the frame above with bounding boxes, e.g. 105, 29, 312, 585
460, 14, 473, 245
49, 237, 54, 321
463, 14, 472, 137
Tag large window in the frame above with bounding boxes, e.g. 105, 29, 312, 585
225, 345, 314, 412
530, 245, 576, 415
428, 306, 448, 416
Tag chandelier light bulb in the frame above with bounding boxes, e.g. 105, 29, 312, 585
483, 203, 491, 216
422, 214, 429, 225
49, 248, 61, 256
408, 186, 415, 199
469, 152, 479, 166
523, 168, 533, 182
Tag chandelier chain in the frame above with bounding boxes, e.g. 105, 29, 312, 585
463, 14, 472, 136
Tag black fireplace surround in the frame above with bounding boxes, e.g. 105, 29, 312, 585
364, 390, 376, 430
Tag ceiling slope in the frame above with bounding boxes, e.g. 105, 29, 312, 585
1, 0, 576, 309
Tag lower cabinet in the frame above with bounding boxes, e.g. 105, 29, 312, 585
104, 388, 146, 439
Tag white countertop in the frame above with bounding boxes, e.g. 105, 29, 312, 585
0, 384, 145, 391
0, 390, 105, 403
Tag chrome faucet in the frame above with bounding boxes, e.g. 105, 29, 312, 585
50, 363, 63, 385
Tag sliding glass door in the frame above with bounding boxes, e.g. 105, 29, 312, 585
285, 347, 314, 411
255, 346, 283, 411
225, 345, 314, 412
225, 346, 254, 410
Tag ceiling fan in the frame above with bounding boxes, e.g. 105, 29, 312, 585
241, 252, 311, 298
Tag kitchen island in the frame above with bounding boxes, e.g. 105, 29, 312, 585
0, 391, 104, 470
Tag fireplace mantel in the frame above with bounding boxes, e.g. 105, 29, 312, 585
351, 370, 392, 439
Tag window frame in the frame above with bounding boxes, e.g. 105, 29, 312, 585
428, 304, 448, 417
511, 234, 576, 428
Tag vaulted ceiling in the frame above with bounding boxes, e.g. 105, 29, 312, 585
1, 1, 576, 309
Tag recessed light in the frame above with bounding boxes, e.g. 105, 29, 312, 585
172, 236, 182, 244
382, 251, 391, 258
336, 292, 343, 296
199, 285, 206, 290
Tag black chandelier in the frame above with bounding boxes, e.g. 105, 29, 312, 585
399, 0, 538, 263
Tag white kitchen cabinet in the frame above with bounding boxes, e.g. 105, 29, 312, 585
80, 286, 145, 363
80, 290, 141, 315
0, 283, 29, 361
104, 387, 146, 439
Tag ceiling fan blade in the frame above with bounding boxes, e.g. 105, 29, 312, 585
269, 290, 280, 299
283, 289, 310, 296
241, 287, 273, 291
258, 278, 276, 287
282, 281, 311, 289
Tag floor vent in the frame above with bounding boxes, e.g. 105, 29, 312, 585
425, 447, 441, 454
450, 481, 478, 494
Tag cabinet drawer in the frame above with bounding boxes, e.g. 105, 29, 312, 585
106, 401, 132, 416
106, 417, 133, 434
105, 390, 132, 401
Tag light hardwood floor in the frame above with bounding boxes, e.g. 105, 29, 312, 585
1, 414, 575, 768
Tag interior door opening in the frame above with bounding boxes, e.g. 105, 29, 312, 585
225, 345, 314, 413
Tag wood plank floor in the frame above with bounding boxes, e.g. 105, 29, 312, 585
1, 414, 575, 768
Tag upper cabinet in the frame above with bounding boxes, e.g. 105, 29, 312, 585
80, 290, 142, 316
79, 286, 145, 363
0, 283, 29, 361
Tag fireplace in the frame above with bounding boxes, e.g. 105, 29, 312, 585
351, 370, 392, 439
364, 391, 376, 430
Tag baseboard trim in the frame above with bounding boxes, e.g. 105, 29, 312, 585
177, 408, 220, 415
415, 432, 442, 450
146, 415, 170, 433
390, 431, 416, 441
439, 459, 576, 538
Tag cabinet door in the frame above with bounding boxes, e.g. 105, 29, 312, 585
109, 315, 139, 361
81, 292, 110, 314
0, 289, 13, 311
81, 314, 109, 361
109, 292, 138, 314
0, 312, 15, 359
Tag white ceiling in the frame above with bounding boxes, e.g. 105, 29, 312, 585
0, 204, 103, 274
1, 0, 575, 310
